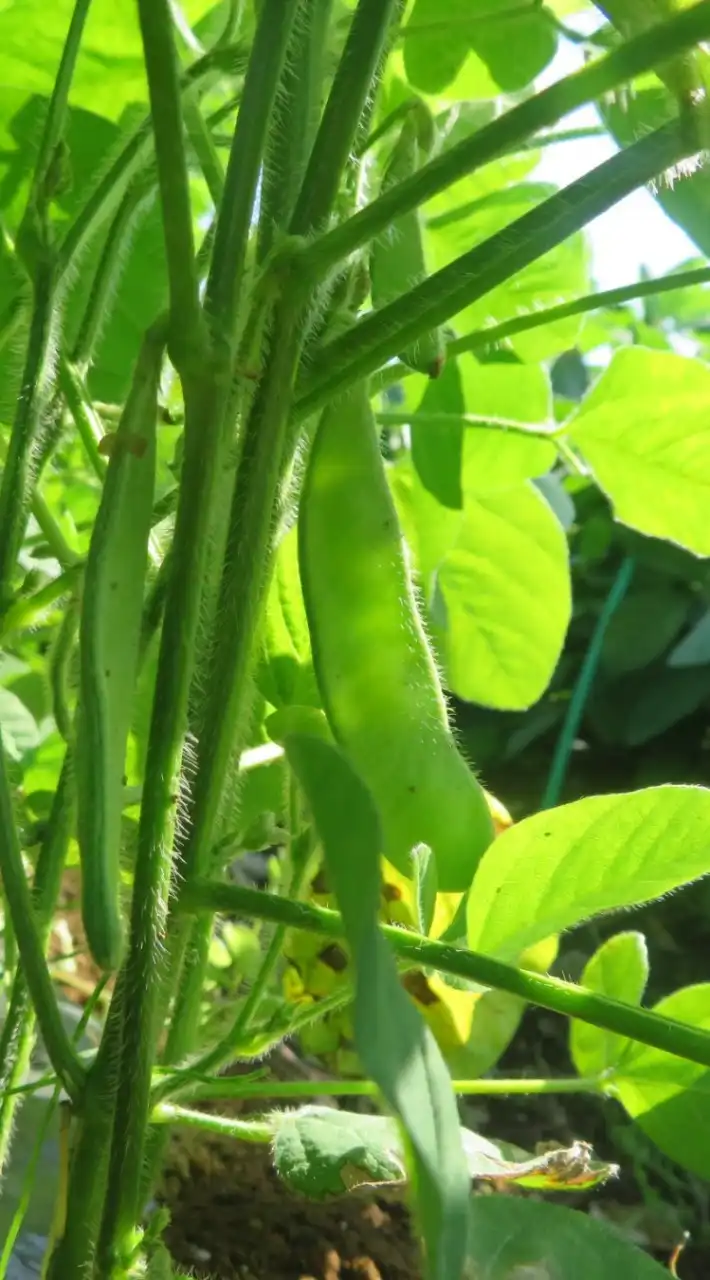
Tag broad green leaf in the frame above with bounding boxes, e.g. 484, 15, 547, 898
466, 1195, 670, 1278
403, 0, 556, 97
285, 734, 469, 1280
600, 587, 690, 675
411, 359, 464, 509
568, 347, 710, 557
467, 786, 710, 961
462, 429, 556, 494
668, 608, 710, 668
0, 0, 221, 121
570, 932, 649, 1078
272, 1107, 405, 1198
388, 455, 462, 604
438, 482, 571, 709
613, 985, 710, 1180
458, 357, 552, 427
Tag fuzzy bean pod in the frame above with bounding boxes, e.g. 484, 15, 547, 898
75, 330, 163, 971
299, 378, 494, 893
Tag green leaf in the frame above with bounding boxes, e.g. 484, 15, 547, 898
438, 482, 571, 710
462, 429, 556, 494
0, 0, 219, 121
402, 0, 556, 97
410, 360, 464, 509
569, 347, 710, 557
285, 734, 469, 1280
389, 456, 462, 606
600, 586, 690, 675
467, 786, 710, 961
257, 525, 320, 708
0, 687, 40, 760
668, 608, 710, 668
272, 1107, 405, 1198
466, 1195, 670, 1278
588, 665, 710, 747
570, 932, 649, 1078
613, 985, 710, 1180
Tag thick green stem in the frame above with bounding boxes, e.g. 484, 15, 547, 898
137, 0, 204, 367
25, 0, 93, 214
294, 122, 689, 418
152, 1103, 272, 1141
290, 0, 400, 236
0, 739, 84, 1099
541, 557, 636, 810
47, 983, 124, 1280
294, 0, 710, 281
97, 344, 231, 1265
0, 260, 56, 605
181, 878, 710, 1071
204, 0, 300, 333
257, 0, 333, 261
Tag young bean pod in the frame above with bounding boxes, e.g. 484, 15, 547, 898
369, 101, 445, 378
75, 329, 164, 971
299, 378, 494, 893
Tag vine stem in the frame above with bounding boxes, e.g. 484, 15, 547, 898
289, 0, 401, 236
136, 0, 204, 367
204, 0, 300, 333
294, 122, 690, 418
168, 1074, 605, 1105
293, 0, 710, 281
541, 557, 636, 810
180, 878, 710, 1070
0, 738, 84, 1098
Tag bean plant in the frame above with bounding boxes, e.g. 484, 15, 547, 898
3, 1, 710, 1277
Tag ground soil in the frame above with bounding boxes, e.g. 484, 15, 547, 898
160, 1124, 421, 1280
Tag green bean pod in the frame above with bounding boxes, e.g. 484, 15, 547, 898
75, 331, 163, 971
369, 102, 445, 379
299, 378, 494, 893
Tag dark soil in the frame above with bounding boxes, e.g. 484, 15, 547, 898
161, 1124, 420, 1280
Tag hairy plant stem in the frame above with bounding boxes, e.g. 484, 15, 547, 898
0, 261, 56, 605
294, 122, 690, 417
172, 1074, 605, 1106
257, 0, 333, 261
96, 343, 230, 1267
0, 739, 84, 1099
204, 0, 300, 332
47, 983, 124, 1280
0, 754, 75, 1169
137, 0, 204, 367
181, 878, 710, 1071
72, 182, 154, 370
294, 0, 710, 282
290, 0, 401, 236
